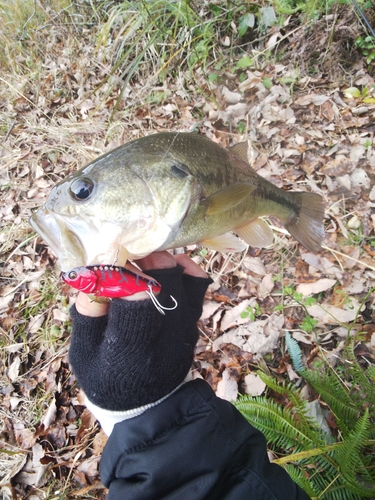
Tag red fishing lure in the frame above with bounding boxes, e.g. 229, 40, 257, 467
61, 265, 162, 298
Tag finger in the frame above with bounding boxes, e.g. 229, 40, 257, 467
75, 291, 110, 317
122, 291, 151, 301
134, 251, 177, 271
173, 254, 208, 278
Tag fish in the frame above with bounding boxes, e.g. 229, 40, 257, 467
61, 264, 162, 298
30, 132, 325, 271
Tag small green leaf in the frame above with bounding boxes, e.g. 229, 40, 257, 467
343, 87, 361, 99
237, 56, 253, 68
238, 13, 255, 37
304, 296, 316, 306
237, 122, 246, 134
259, 6, 277, 28
262, 77, 273, 89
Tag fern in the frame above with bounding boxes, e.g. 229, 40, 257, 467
341, 338, 375, 408
285, 331, 305, 372
335, 410, 374, 487
234, 335, 375, 499
302, 369, 360, 436
257, 371, 328, 443
236, 395, 319, 451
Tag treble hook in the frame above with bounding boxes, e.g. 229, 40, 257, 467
146, 285, 178, 315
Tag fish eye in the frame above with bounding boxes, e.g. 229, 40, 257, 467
69, 177, 94, 201
170, 163, 190, 179
68, 271, 77, 280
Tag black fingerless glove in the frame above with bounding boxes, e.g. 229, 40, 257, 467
69, 265, 212, 411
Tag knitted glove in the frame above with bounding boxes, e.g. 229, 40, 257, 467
69, 265, 211, 415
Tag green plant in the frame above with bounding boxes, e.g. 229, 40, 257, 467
271, 0, 351, 19
299, 314, 318, 332
355, 35, 375, 65
343, 86, 375, 103
235, 333, 375, 499
240, 303, 261, 321
93, 0, 251, 116
273, 284, 318, 332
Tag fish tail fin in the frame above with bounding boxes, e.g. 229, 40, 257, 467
284, 192, 324, 253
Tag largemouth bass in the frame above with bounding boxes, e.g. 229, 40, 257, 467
30, 132, 324, 271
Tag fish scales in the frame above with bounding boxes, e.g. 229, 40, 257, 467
30, 132, 325, 271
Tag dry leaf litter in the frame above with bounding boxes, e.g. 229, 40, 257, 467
1, 10, 375, 500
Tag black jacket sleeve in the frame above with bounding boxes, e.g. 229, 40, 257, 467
100, 379, 310, 500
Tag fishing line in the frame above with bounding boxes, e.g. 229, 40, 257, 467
350, 0, 375, 39
160, 130, 181, 166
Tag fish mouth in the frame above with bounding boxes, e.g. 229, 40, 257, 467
30, 208, 87, 271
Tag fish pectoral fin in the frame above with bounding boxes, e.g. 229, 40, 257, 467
228, 141, 249, 162
235, 219, 274, 248
199, 233, 247, 253
203, 183, 257, 216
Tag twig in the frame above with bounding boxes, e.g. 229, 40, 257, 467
321, 244, 375, 272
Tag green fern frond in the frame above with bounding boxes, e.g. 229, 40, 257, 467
285, 332, 360, 434
333, 410, 375, 496
286, 332, 360, 433
302, 370, 359, 435
341, 340, 375, 407
235, 395, 320, 451
283, 463, 319, 498
257, 371, 324, 440
285, 331, 305, 373
236, 334, 375, 499
336, 409, 370, 475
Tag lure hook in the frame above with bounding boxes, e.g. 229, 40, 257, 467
146, 285, 178, 315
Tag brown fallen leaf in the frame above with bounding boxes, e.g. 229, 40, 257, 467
242, 373, 266, 396
14, 425, 37, 450
363, 244, 375, 257
320, 155, 356, 176
215, 368, 238, 401
76, 408, 97, 444
294, 94, 330, 106
296, 278, 337, 296
321, 100, 336, 121
93, 429, 108, 456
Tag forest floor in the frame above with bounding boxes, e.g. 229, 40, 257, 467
1, 2, 375, 499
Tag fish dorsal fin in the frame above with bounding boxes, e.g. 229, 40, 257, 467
204, 183, 256, 216
236, 219, 274, 248
229, 141, 249, 162
199, 233, 247, 253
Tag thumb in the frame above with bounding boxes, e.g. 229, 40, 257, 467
75, 292, 110, 317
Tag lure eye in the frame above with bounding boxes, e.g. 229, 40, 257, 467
69, 177, 94, 201
68, 271, 77, 280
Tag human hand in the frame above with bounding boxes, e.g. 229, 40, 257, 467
69, 251, 212, 419
74, 252, 207, 314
